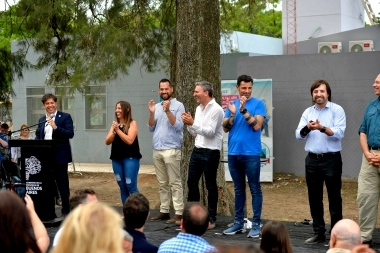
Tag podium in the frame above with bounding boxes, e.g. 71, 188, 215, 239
9, 139, 65, 223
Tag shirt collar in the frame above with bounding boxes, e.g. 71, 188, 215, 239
200, 98, 215, 110
313, 101, 331, 110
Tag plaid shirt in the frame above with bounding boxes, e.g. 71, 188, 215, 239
158, 232, 216, 253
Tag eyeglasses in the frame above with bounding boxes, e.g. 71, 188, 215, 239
22, 128, 29, 132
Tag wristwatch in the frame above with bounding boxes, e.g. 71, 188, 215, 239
320, 126, 326, 133
240, 108, 247, 114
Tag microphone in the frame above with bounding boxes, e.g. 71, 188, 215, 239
45, 114, 55, 126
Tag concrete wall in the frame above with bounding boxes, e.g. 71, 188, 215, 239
237, 51, 380, 178
297, 25, 380, 54
221, 31, 283, 55
282, 0, 364, 43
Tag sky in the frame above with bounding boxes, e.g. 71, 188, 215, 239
1, 0, 380, 21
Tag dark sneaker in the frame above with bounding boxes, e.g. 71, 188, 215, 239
166, 214, 182, 224
304, 234, 326, 244
150, 212, 170, 221
208, 221, 216, 230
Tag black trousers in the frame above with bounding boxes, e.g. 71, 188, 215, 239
305, 152, 343, 235
53, 163, 70, 215
187, 147, 220, 222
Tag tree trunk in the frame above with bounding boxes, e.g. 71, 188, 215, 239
171, 0, 234, 216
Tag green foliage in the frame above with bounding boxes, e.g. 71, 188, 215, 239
220, 0, 281, 38
10, 0, 175, 90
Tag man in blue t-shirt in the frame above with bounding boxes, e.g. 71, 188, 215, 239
222, 75, 266, 238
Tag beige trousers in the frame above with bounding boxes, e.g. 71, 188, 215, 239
153, 149, 184, 215
357, 151, 380, 241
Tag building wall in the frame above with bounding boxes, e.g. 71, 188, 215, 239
237, 51, 380, 178
221, 31, 283, 55
297, 25, 380, 54
282, 0, 364, 43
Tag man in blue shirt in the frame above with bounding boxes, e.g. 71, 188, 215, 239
357, 74, 380, 247
123, 193, 158, 253
295, 79, 346, 245
222, 75, 266, 238
148, 78, 185, 224
158, 202, 217, 253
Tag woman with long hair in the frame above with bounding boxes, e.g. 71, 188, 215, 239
0, 191, 49, 253
260, 220, 293, 253
105, 101, 141, 205
11, 124, 32, 164
51, 202, 125, 253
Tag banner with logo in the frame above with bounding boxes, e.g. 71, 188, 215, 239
221, 79, 273, 182
21, 146, 56, 221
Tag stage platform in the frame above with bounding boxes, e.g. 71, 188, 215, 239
46, 208, 380, 253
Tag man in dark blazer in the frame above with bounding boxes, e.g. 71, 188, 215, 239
35, 93, 74, 217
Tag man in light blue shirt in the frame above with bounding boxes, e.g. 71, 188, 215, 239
158, 202, 217, 253
148, 78, 185, 224
295, 79, 346, 245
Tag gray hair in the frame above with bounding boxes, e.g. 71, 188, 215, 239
122, 230, 133, 242
195, 81, 214, 98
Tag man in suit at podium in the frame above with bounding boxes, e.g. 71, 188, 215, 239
35, 93, 74, 217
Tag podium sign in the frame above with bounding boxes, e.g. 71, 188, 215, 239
9, 140, 64, 221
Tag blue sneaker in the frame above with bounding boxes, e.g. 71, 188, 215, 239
247, 223, 261, 238
223, 223, 246, 235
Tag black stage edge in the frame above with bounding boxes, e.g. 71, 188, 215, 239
46, 208, 380, 253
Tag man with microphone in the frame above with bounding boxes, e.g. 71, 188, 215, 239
35, 93, 74, 218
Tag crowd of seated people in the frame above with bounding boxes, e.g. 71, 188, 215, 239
1, 188, 376, 253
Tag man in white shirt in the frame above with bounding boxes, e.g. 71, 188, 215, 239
181, 81, 224, 230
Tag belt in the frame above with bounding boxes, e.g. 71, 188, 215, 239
308, 152, 339, 158
194, 147, 218, 152
369, 146, 380, 151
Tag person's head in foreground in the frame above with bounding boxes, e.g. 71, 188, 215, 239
181, 201, 209, 236
260, 220, 293, 253
52, 202, 125, 253
0, 191, 47, 253
329, 219, 361, 250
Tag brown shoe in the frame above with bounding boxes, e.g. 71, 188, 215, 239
166, 214, 182, 224
175, 220, 181, 226
150, 212, 170, 221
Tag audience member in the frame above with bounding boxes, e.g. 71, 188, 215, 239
351, 245, 376, 253
0, 123, 9, 161
11, 124, 32, 164
123, 193, 158, 253
106, 101, 142, 205
260, 220, 293, 253
328, 219, 361, 253
51, 202, 125, 253
53, 188, 98, 246
123, 230, 133, 253
181, 81, 224, 229
158, 202, 217, 253
0, 191, 50, 253
148, 78, 185, 224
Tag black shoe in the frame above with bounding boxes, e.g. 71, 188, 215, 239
305, 234, 326, 244
363, 240, 373, 248
56, 197, 62, 206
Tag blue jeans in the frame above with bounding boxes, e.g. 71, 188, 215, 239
228, 155, 262, 225
112, 157, 140, 204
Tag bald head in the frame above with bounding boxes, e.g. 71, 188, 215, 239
330, 219, 361, 250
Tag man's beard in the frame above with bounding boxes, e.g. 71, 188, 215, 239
160, 94, 172, 101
